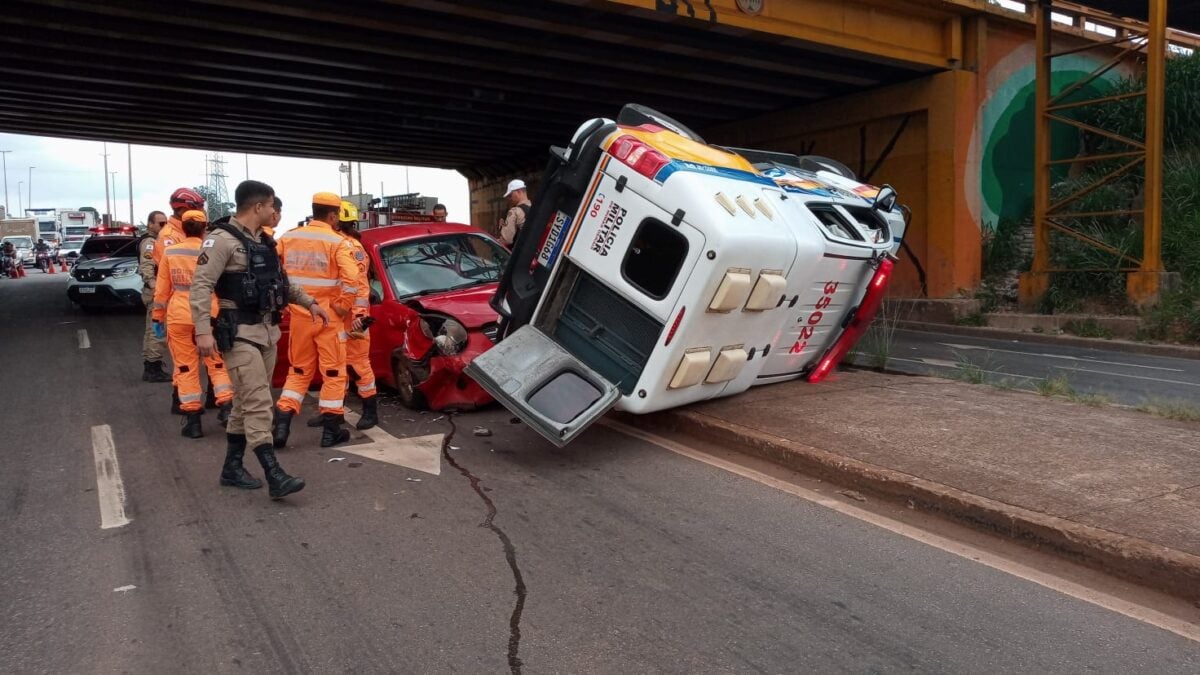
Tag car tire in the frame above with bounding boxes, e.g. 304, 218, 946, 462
392, 354, 429, 411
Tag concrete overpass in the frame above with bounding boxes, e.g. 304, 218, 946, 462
1, 0, 1196, 297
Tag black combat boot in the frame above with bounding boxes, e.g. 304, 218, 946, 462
271, 409, 294, 449
142, 360, 171, 383
204, 381, 218, 409
217, 402, 232, 428
306, 414, 324, 428
356, 396, 379, 430
320, 413, 351, 447
181, 411, 203, 439
219, 434, 262, 490
170, 387, 183, 415
252, 444, 305, 499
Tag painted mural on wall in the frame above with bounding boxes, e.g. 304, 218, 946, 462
966, 41, 1134, 230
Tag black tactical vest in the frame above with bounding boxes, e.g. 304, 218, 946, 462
213, 223, 290, 324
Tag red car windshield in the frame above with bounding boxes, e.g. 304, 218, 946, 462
381, 233, 510, 299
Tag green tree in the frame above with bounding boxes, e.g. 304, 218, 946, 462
193, 185, 233, 223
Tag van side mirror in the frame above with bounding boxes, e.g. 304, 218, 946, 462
873, 185, 898, 213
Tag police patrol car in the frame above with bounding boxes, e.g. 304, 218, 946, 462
468, 105, 905, 446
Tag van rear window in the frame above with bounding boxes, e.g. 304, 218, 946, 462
622, 218, 688, 300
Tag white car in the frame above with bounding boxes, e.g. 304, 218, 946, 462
66, 235, 144, 311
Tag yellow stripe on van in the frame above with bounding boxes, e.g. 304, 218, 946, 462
604, 126, 757, 174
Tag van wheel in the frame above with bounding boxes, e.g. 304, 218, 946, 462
393, 355, 428, 411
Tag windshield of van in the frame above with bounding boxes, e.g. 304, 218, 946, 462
380, 233, 509, 298
79, 236, 138, 259
3, 236, 33, 249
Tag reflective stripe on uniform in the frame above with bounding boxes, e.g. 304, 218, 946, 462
283, 230, 344, 244
337, 331, 349, 341
172, 283, 191, 291
318, 399, 344, 409
358, 380, 377, 394
280, 389, 304, 402
165, 248, 200, 257
354, 298, 369, 307
214, 383, 234, 395
179, 393, 202, 403
340, 284, 357, 293
289, 275, 339, 287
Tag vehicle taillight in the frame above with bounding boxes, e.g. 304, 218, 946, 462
807, 257, 894, 384
664, 306, 685, 346
607, 135, 670, 179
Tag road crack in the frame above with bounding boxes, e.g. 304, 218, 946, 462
441, 415, 527, 674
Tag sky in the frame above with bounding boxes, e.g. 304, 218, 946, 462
0, 132, 470, 236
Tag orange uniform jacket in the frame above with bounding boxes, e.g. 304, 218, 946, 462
152, 237, 217, 325
343, 234, 371, 317
277, 221, 358, 318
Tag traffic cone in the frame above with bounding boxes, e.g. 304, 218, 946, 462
47, 262, 55, 275
60, 260, 68, 273
15, 264, 24, 278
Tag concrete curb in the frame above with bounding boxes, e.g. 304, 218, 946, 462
628, 408, 1200, 602
899, 321, 1200, 361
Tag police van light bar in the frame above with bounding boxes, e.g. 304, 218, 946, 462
807, 257, 895, 383
607, 135, 670, 179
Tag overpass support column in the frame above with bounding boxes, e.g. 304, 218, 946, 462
925, 70, 982, 298
1127, 0, 1168, 305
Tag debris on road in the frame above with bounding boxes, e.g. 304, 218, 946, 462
405, 477, 422, 482
349, 462, 363, 468
473, 426, 492, 437
838, 490, 867, 502
113, 585, 137, 593
327, 457, 346, 463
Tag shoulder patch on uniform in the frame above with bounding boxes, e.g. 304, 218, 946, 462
202, 239, 216, 248
354, 250, 365, 261
197, 252, 210, 265
163, 238, 175, 247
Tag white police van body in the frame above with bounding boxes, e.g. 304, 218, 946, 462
468, 105, 904, 446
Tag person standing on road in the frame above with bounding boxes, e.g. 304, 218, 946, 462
499, 179, 531, 247
191, 180, 328, 500
326, 202, 378, 428
270, 192, 360, 450
158, 188, 206, 413
153, 210, 235, 438
138, 210, 172, 383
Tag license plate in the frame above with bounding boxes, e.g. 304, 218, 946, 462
535, 210, 571, 269
79, 286, 96, 294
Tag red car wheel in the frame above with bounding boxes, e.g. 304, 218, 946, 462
392, 354, 429, 411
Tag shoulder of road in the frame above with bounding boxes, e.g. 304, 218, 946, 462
623, 369, 1200, 602
899, 320, 1200, 361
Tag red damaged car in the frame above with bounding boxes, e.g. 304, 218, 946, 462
272, 223, 508, 411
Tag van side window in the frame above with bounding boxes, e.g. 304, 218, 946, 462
622, 218, 688, 300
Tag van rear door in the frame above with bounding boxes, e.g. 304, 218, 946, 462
465, 325, 621, 447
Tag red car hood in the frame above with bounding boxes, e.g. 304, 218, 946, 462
404, 283, 498, 328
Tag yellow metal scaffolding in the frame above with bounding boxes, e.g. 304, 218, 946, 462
1019, 0, 1170, 308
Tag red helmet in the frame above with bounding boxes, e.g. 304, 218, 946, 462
169, 187, 205, 211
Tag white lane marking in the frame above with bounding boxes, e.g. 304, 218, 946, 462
941, 343, 1184, 372
90, 425, 130, 529
113, 585, 137, 593
1053, 365, 1200, 389
77, 329, 90, 349
890, 357, 1040, 381
338, 408, 442, 475
603, 420, 1200, 644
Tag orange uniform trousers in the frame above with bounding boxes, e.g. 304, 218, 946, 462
277, 314, 348, 416
345, 315, 376, 399
167, 322, 234, 412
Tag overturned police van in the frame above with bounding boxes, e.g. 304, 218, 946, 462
467, 105, 906, 446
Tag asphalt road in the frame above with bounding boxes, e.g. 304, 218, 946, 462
2, 273, 1199, 673
853, 328, 1200, 406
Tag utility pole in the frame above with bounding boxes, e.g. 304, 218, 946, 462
205, 153, 231, 222
101, 142, 111, 226
27, 166, 34, 211
110, 172, 119, 223
357, 161, 363, 196
127, 143, 134, 225
17, 181, 23, 214
0, 150, 11, 216
245, 153, 249, 181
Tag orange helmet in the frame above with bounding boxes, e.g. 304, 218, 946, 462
170, 187, 205, 211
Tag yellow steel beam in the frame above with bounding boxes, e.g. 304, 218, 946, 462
1129, 0, 1167, 305
600, 0, 961, 69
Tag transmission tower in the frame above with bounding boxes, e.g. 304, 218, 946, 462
205, 153, 231, 221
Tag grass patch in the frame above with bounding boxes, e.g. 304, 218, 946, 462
1136, 398, 1200, 423
1062, 318, 1114, 340
856, 300, 910, 370
1036, 374, 1075, 398
1069, 392, 1113, 407
954, 312, 988, 327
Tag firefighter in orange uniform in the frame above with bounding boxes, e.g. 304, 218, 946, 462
157, 188, 206, 414
271, 192, 360, 448
152, 210, 235, 438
